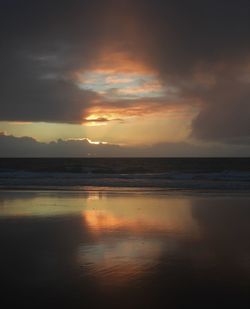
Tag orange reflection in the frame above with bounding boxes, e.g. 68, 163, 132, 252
82, 195, 199, 236
79, 195, 200, 286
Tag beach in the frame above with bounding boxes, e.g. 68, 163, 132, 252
2, 0, 250, 307
1, 189, 250, 308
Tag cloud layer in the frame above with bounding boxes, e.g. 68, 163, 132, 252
1, 132, 250, 157
1, 0, 250, 144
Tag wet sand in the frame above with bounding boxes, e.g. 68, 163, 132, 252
1, 190, 250, 308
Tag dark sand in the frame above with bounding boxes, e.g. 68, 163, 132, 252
1, 190, 250, 308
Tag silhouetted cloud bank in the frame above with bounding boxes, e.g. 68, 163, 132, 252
1, 133, 250, 157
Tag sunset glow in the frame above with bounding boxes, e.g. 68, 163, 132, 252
78, 71, 165, 99
2, 2, 250, 308
1, 0, 250, 156
78, 194, 200, 285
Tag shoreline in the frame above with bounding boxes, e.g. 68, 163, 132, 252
1, 186, 250, 197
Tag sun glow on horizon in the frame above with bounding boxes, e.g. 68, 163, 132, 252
66, 137, 108, 145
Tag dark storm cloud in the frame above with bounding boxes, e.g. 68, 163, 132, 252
192, 79, 250, 142
129, 0, 250, 143
1, 0, 250, 142
133, 0, 250, 75
0, 0, 105, 123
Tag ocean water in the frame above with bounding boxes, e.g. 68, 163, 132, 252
1, 158, 250, 307
0, 158, 250, 190
1, 190, 250, 308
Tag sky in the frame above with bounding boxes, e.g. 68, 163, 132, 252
1, 0, 250, 156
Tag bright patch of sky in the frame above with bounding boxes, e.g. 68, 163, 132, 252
77, 71, 166, 99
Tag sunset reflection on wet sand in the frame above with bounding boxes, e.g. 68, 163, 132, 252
1, 190, 250, 308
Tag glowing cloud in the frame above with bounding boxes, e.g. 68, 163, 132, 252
77, 56, 165, 100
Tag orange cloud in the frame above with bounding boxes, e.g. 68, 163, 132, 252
84, 96, 199, 122
75, 48, 200, 128
77, 49, 156, 78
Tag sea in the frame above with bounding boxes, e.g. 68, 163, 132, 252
1, 158, 250, 308
0, 157, 250, 191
